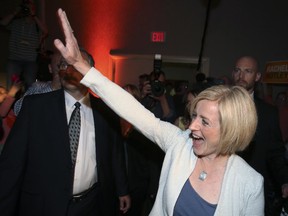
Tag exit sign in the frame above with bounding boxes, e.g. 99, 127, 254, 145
151, 31, 166, 43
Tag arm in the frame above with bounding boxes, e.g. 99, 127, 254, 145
0, 83, 22, 117
0, 96, 15, 118
0, 8, 21, 26
83, 68, 176, 149
28, 4, 48, 42
141, 82, 175, 122
54, 9, 182, 151
33, 15, 48, 39
158, 95, 171, 118
158, 94, 176, 122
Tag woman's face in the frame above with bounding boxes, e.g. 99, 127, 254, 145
189, 100, 221, 157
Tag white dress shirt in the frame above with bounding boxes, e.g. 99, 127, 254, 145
65, 91, 97, 194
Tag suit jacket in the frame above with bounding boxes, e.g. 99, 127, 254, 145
239, 95, 284, 193
0, 89, 128, 216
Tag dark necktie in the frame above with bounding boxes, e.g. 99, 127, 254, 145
69, 102, 81, 165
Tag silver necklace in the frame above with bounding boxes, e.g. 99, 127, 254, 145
199, 171, 208, 181
198, 158, 208, 181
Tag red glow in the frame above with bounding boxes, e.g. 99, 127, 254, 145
74, 0, 127, 81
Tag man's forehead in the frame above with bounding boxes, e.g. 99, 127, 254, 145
235, 62, 258, 73
236, 57, 257, 68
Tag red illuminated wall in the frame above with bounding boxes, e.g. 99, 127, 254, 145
44, 0, 134, 81
63, 0, 131, 80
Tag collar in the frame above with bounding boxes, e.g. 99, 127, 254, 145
64, 91, 90, 108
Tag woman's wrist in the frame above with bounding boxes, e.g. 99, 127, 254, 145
74, 61, 92, 76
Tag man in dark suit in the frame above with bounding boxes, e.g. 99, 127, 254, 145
232, 56, 288, 215
0, 49, 130, 216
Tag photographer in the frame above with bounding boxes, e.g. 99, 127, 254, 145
140, 70, 176, 123
0, 0, 48, 89
138, 70, 176, 215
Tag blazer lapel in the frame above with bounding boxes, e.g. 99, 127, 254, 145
52, 89, 73, 168
90, 96, 103, 169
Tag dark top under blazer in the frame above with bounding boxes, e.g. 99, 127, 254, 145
0, 89, 128, 216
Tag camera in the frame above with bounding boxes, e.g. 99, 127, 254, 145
150, 79, 165, 97
149, 54, 166, 97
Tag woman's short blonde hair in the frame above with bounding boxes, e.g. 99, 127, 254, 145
189, 85, 257, 155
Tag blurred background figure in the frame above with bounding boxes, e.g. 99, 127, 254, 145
138, 73, 149, 98
0, 81, 22, 153
0, 48, 130, 215
140, 70, 176, 123
0, 0, 48, 90
275, 91, 288, 144
13, 51, 62, 116
172, 80, 189, 119
232, 56, 288, 215
174, 85, 207, 131
121, 84, 150, 216
137, 70, 176, 214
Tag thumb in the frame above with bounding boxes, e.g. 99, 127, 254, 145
119, 199, 124, 209
54, 39, 65, 52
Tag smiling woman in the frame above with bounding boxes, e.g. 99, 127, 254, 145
189, 85, 257, 155
54, 9, 264, 216
80, 68, 264, 215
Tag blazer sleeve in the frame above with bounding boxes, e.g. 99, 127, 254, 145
104, 103, 129, 197
81, 68, 184, 153
111, 121, 129, 196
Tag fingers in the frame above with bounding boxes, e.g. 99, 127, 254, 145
54, 8, 78, 63
54, 38, 72, 63
119, 196, 131, 213
120, 204, 129, 214
53, 39, 65, 52
54, 9, 69, 57
54, 8, 90, 74
57, 8, 74, 42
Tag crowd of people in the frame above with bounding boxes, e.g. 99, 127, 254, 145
0, 3, 288, 216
